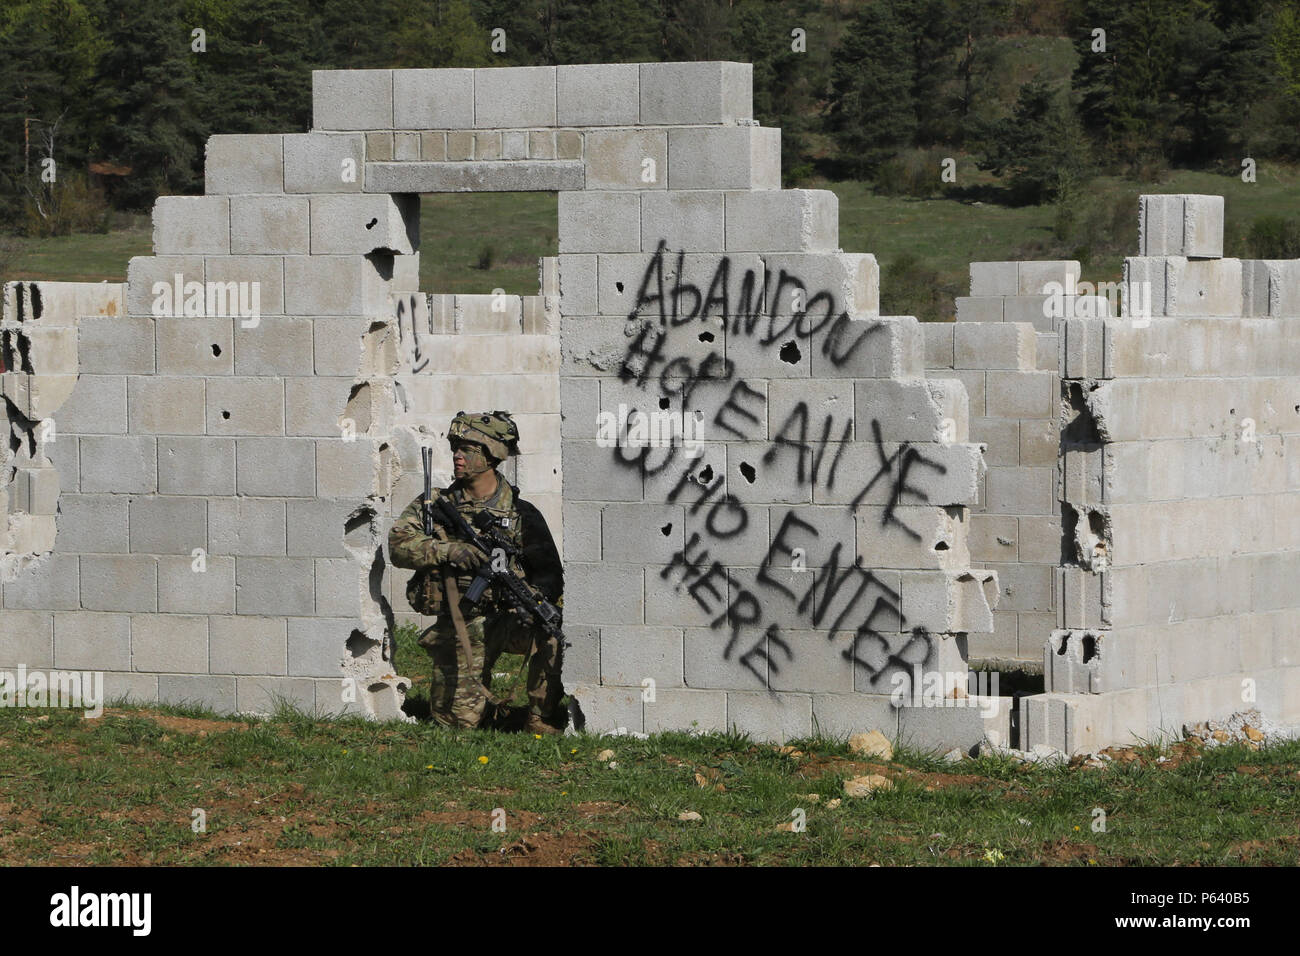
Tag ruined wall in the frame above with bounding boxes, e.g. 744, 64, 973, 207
1026, 195, 1300, 751
2, 65, 1295, 754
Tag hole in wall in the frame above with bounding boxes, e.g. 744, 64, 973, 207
365, 217, 378, 230
739, 461, 756, 484
658, 396, 670, 410
211, 344, 221, 356
1081, 634, 1098, 663
221, 410, 231, 420
699, 331, 714, 343
935, 540, 950, 551
779, 341, 801, 364
697, 464, 714, 484
615, 281, 624, 293
1056, 634, 1069, 655
660, 523, 672, 536
348, 630, 379, 658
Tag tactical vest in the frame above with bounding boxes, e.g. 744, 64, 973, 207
405, 477, 526, 619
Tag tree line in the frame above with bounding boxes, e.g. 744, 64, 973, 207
3, 0, 1300, 233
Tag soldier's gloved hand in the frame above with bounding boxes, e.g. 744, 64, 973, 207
440, 540, 489, 572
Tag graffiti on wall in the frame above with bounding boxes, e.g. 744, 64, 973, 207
608, 241, 947, 688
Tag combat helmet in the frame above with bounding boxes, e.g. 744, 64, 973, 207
447, 410, 520, 461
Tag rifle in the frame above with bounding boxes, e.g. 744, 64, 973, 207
427, 494, 564, 644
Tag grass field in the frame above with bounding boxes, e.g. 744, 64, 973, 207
6, 166, 1297, 323
1, 685, 1297, 866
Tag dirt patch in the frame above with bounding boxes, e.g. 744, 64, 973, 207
415, 808, 544, 829
446, 830, 595, 866
1039, 838, 1099, 864
102, 708, 252, 736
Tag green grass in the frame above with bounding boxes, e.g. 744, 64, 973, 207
0, 690, 1295, 866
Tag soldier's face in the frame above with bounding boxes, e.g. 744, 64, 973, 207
451, 440, 491, 478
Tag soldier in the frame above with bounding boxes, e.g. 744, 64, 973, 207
388, 410, 566, 735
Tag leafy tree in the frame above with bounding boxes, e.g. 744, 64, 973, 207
974, 79, 1091, 204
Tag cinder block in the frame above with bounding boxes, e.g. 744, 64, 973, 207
985, 465, 1053, 515
1003, 296, 1055, 331
454, 294, 522, 334
81, 554, 157, 612
236, 676, 317, 714
1166, 257, 1242, 316
285, 377, 350, 437
897, 700, 1006, 754
309, 194, 415, 256
565, 562, 643, 625
230, 196, 310, 255
206, 376, 284, 436
568, 682, 643, 734
1139, 194, 1223, 258
287, 499, 355, 558
209, 497, 286, 556
640, 61, 752, 125
765, 630, 854, 693
155, 317, 234, 375
203, 255, 285, 316
129, 496, 206, 554
1, 372, 77, 421
1018, 260, 1080, 296
205, 134, 283, 195
80, 436, 156, 493
287, 617, 351, 677
560, 440, 642, 501
393, 68, 473, 128
366, 159, 584, 192
970, 261, 1017, 296
158, 675, 236, 712
283, 255, 391, 314
235, 558, 315, 616
955, 296, 1004, 323
210, 615, 287, 675
56, 375, 126, 435
158, 555, 234, 614
127, 376, 205, 434
53, 611, 129, 671
152, 196, 229, 255
474, 66, 556, 128
668, 127, 779, 190
0, 610, 54, 667
810, 693, 899, 740
557, 192, 641, 254
233, 317, 313, 376
528, 131, 554, 160
856, 505, 968, 570
583, 129, 667, 191
725, 190, 837, 253
599, 503, 683, 564
55, 494, 128, 553
970, 416, 1018, 466
312, 69, 393, 130
642, 187, 733, 251
725, 691, 812, 742
643, 688, 728, 734
369, 132, 395, 162
813, 313, 925, 379
955, 322, 1035, 370
764, 252, 879, 317
554, 63, 639, 126
236, 438, 315, 497
421, 131, 446, 160
1018, 417, 1058, 467
854, 378, 968, 443
316, 439, 375, 499
599, 625, 684, 687
132, 613, 207, 673
315, 558, 361, 617
128, 257, 207, 321
986, 370, 1055, 419
312, 317, 368, 376
283, 132, 365, 194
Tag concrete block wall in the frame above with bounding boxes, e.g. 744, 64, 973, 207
1039, 194, 1300, 752
927, 261, 1086, 663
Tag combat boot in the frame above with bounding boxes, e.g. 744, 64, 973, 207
524, 711, 562, 736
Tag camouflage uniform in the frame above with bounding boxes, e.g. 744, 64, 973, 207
388, 413, 565, 731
